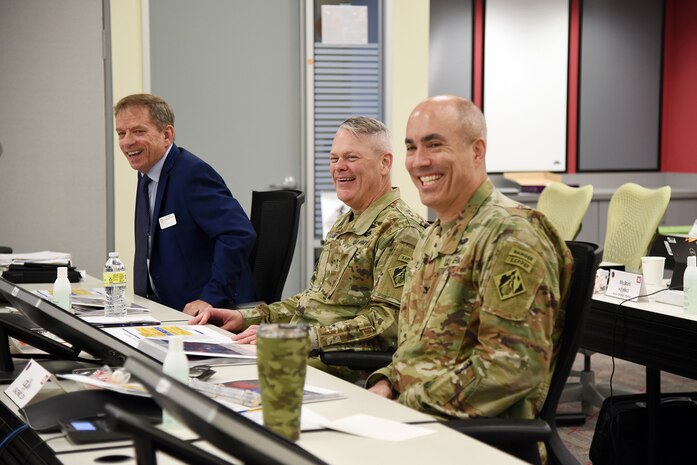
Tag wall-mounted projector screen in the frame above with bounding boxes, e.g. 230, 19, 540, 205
483, 0, 569, 173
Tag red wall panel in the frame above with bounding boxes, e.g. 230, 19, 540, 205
661, 0, 697, 173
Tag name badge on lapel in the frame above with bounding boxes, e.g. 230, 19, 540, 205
159, 213, 177, 230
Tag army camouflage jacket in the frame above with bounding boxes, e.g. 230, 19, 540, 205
368, 179, 573, 420
239, 188, 427, 353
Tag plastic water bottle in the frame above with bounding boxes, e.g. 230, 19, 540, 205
103, 252, 127, 318
52, 267, 72, 313
684, 255, 697, 314
162, 336, 189, 428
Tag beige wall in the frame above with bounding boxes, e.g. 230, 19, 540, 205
108, 0, 430, 289
384, 0, 430, 218
110, 0, 143, 291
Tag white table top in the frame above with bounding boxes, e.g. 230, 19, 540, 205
1, 278, 526, 465
593, 284, 697, 322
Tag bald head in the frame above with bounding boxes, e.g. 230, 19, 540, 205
405, 95, 489, 222
412, 95, 487, 143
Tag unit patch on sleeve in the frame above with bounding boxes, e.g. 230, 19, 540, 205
495, 268, 526, 300
504, 247, 536, 273
389, 265, 407, 288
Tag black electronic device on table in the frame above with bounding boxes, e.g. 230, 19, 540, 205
59, 414, 132, 444
664, 235, 697, 290
2, 262, 82, 284
189, 364, 216, 381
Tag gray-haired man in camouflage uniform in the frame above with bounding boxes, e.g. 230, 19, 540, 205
368, 96, 573, 420
190, 116, 427, 381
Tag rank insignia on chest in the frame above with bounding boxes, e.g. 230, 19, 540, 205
389, 265, 407, 288
495, 268, 526, 300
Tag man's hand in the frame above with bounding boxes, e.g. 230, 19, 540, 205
368, 378, 394, 399
187, 308, 245, 333
183, 299, 212, 317
232, 325, 259, 344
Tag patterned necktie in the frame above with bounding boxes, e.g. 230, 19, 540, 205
134, 175, 152, 297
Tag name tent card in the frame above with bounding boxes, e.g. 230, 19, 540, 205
4, 359, 52, 408
606, 270, 648, 302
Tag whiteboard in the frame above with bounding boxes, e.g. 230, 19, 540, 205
483, 0, 569, 172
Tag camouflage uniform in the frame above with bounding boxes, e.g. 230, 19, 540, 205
239, 188, 426, 374
367, 180, 573, 419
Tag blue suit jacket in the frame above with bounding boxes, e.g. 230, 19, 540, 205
135, 144, 256, 310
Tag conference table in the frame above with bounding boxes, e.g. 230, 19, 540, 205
0, 277, 524, 465
582, 289, 697, 464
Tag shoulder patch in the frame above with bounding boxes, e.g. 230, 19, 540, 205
505, 247, 536, 273
495, 269, 526, 300
389, 264, 407, 288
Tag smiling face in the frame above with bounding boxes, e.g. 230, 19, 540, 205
329, 128, 392, 213
405, 97, 487, 222
115, 105, 174, 174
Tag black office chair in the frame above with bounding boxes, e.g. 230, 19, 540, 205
248, 189, 305, 304
0, 246, 12, 254
320, 350, 393, 372
445, 241, 602, 465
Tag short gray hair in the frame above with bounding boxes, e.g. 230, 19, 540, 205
338, 116, 391, 155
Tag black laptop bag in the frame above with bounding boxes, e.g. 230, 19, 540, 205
590, 392, 697, 465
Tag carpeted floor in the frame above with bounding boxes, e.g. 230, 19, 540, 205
556, 353, 697, 464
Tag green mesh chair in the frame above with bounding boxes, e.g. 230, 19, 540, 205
602, 183, 671, 272
537, 183, 593, 241
559, 183, 671, 422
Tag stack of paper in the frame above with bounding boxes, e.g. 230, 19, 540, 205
190, 378, 344, 407
0, 251, 72, 267
57, 372, 150, 397
102, 324, 257, 364
34, 289, 151, 315
81, 315, 161, 327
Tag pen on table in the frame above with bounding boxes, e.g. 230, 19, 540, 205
239, 407, 263, 414
94, 322, 159, 328
120, 327, 140, 340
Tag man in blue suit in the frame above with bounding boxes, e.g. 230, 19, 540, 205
114, 94, 256, 314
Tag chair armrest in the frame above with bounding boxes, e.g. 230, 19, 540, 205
443, 418, 552, 443
319, 351, 393, 371
229, 301, 266, 309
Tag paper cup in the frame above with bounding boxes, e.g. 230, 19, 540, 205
641, 256, 666, 286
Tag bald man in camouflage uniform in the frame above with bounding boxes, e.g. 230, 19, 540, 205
368, 96, 573, 420
190, 117, 427, 381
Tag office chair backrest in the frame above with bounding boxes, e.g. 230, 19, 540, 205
537, 183, 593, 241
0, 247, 12, 254
541, 241, 601, 419
603, 183, 671, 272
542, 241, 601, 463
248, 190, 305, 303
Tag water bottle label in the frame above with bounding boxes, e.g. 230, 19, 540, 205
103, 271, 127, 286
